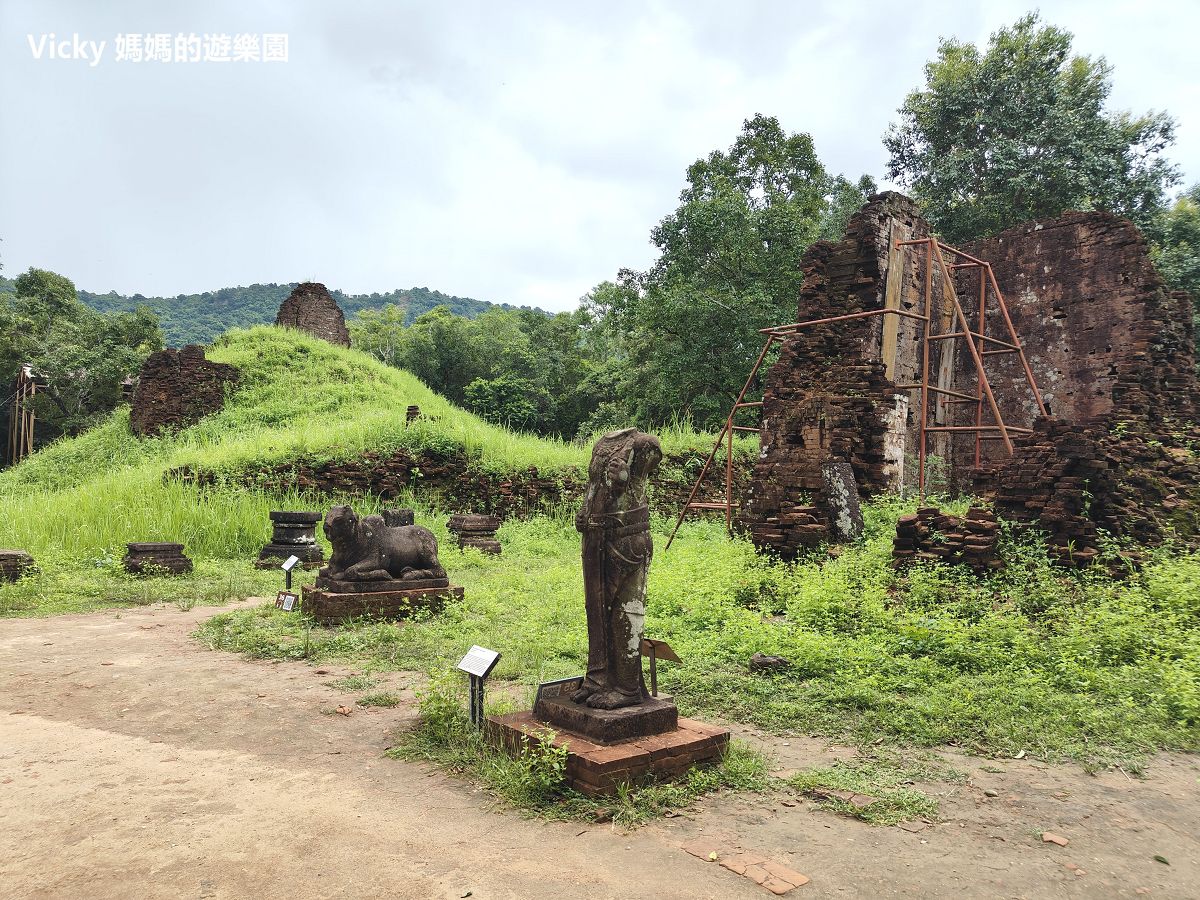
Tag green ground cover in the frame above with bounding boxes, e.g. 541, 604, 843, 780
3, 325, 1196, 822
0, 326, 747, 616
195, 501, 1200, 769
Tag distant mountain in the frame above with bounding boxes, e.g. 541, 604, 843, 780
76, 282, 540, 347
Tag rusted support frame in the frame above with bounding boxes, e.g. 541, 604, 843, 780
927, 331, 1020, 351
925, 425, 1033, 434
894, 383, 980, 402
984, 265, 1049, 418
761, 307, 928, 335
930, 240, 1013, 455
665, 333, 778, 550
918, 240, 933, 498
975, 269, 987, 468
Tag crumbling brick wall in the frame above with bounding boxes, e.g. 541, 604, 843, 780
744, 192, 1200, 562
961, 214, 1200, 561
275, 282, 351, 347
129, 346, 239, 436
743, 192, 947, 557
171, 450, 753, 521
959, 212, 1198, 429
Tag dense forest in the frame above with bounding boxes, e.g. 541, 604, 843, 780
75, 282, 533, 347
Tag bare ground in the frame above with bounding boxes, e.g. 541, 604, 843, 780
0, 601, 1196, 899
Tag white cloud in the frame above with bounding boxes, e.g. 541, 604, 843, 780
1, 0, 1195, 313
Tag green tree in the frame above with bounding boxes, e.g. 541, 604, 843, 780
601, 115, 866, 428
0, 267, 162, 442
1150, 184, 1200, 327
463, 374, 545, 430
884, 13, 1179, 242
349, 303, 408, 367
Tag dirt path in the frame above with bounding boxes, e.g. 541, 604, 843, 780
1, 602, 1196, 899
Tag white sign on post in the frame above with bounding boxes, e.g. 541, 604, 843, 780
281, 555, 300, 572
457, 645, 501, 679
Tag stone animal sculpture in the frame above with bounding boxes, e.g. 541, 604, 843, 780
320, 505, 446, 583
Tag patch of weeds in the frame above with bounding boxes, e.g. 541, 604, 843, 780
331, 674, 377, 691
357, 692, 401, 708
390, 670, 768, 826
197, 508, 1200, 770
787, 753, 961, 826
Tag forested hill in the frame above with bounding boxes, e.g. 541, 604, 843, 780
75, 282, 538, 346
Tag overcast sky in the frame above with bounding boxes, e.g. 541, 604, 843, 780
2, 1, 1197, 312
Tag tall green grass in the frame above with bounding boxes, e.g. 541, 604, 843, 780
0, 325, 752, 616
198, 501, 1200, 768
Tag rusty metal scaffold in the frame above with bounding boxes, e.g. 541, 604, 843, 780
5, 365, 38, 467
665, 236, 1047, 550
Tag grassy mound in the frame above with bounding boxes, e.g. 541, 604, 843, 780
0, 326, 743, 615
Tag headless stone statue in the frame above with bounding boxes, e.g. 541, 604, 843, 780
571, 428, 663, 710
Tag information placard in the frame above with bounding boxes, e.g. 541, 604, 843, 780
456, 645, 501, 679
639, 638, 681, 663
275, 591, 298, 611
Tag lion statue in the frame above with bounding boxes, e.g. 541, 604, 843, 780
319, 505, 447, 583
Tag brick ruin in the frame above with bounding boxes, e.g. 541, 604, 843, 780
743, 192, 1200, 563
275, 282, 351, 347
129, 346, 239, 437
170, 448, 754, 521
893, 506, 1000, 571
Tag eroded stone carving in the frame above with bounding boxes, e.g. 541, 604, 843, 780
317, 505, 446, 587
571, 428, 663, 710
303, 505, 462, 625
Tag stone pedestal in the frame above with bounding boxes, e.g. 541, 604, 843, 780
534, 693, 678, 744
301, 578, 463, 625
0, 550, 36, 582
256, 510, 324, 569
488, 710, 729, 796
447, 514, 502, 554
123, 542, 192, 576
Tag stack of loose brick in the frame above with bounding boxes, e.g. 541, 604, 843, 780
747, 505, 827, 556
893, 506, 1000, 571
123, 542, 193, 576
977, 417, 1200, 567
447, 513, 502, 554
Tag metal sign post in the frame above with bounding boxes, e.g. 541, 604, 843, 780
457, 645, 502, 728
639, 638, 681, 697
281, 554, 300, 591
274, 556, 302, 612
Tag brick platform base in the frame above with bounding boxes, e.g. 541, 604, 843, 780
487, 710, 730, 796
300, 584, 463, 625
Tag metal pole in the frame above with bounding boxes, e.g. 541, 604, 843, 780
985, 265, 1049, 418
725, 417, 734, 533
469, 674, 483, 727
918, 239, 933, 500
975, 267, 986, 468
666, 334, 777, 550
930, 242, 1012, 454
649, 645, 658, 697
